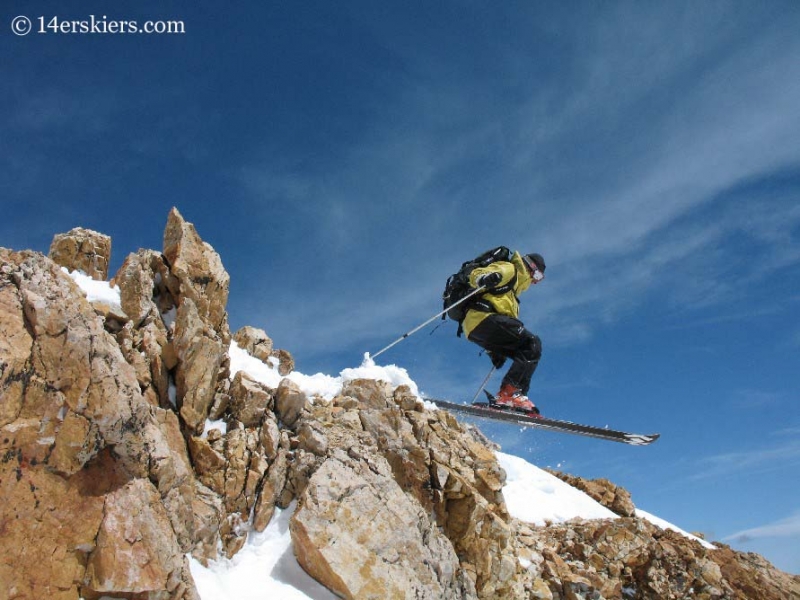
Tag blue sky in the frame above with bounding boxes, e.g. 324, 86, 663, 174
3, 0, 799, 573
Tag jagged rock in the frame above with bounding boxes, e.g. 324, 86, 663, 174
84, 478, 196, 600
253, 447, 290, 531
163, 207, 230, 340
271, 347, 295, 375
174, 297, 225, 434
113, 249, 177, 328
188, 435, 227, 495
259, 412, 281, 460
297, 420, 329, 456
275, 378, 307, 428
0, 248, 201, 599
290, 449, 471, 600
48, 227, 112, 281
232, 325, 274, 362
341, 378, 393, 409
229, 370, 273, 427
191, 481, 224, 564
513, 515, 800, 600
549, 471, 636, 517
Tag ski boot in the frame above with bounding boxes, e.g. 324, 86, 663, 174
492, 384, 541, 417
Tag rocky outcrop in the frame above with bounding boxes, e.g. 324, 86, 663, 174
48, 227, 112, 281
163, 207, 230, 340
513, 516, 800, 600
2, 209, 798, 600
0, 247, 197, 600
548, 471, 636, 517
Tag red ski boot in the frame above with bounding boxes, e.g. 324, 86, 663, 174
494, 384, 541, 417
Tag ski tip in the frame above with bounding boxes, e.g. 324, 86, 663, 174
624, 433, 660, 446
483, 390, 495, 401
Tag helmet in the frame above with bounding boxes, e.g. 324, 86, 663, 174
524, 253, 546, 274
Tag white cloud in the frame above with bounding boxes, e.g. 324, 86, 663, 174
691, 439, 800, 481
724, 511, 800, 543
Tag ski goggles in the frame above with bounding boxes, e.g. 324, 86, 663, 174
523, 255, 545, 281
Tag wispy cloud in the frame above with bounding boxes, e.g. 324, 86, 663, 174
691, 439, 800, 481
235, 5, 800, 357
724, 511, 800, 543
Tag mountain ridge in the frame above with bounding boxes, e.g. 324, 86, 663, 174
1, 208, 797, 599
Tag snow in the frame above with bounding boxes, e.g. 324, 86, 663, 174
63, 268, 122, 311
188, 502, 337, 600
64, 269, 716, 598
497, 452, 619, 524
228, 346, 420, 401
637, 509, 716, 550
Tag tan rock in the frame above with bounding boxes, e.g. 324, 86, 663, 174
548, 471, 636, 517
271, 347, 295, 375
174, 297, 225, 434
341, 378, 392, 409
0, 271, 33, 425
113, 249, 168, 327
84, 478, 190, 598
0, 447, 127, 600
290, 450, 467, 599
48, 227, 112, 280
232, 325, 273, 362
275, 377, 307, 428
163, 207, 230, 337
229, 370, 272, 427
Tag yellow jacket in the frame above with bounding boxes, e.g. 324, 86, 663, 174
462, 251, 534, 338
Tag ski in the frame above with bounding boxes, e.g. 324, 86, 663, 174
428, 395, 659, 446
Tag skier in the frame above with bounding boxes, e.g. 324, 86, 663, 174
463, 251, 546, 413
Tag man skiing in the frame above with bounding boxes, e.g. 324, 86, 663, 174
463, 251, 546, 413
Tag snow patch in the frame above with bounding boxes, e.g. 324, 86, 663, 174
189, 502, 337, 600
63, 268, 122, 311
498, 452, 618, 525
228, 346, 420, 402
637, 509, 716, 549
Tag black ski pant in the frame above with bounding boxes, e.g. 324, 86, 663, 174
467, 314, 542, 395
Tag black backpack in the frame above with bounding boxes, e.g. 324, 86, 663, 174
442, 246, 516, 335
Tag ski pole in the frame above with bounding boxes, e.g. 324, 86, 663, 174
371, 286, 486, 360
471, 365, 496, 404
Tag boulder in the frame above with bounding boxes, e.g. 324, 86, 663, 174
274, 378, 307, 428
228, 370, 273, 427
290, 449, 470, 600
48, 227, 112, 281
232, 325, 273, 362
173, 297, 225, 434
163, 207, 230, 339
84, 478, 195, 599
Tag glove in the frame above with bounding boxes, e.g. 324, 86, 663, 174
488, 352, 507, 369
477, 272, 502, 289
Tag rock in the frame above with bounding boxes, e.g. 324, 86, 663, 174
163, 207, 230, 338
275, 378, 307, 428
48, 227, 112, 280
228, 370, 272, 427
174, 297, 225, 434
271, 348, 295, 375
232, 325, 273, 362
0, 248, 202, 599
290, 450, 469, 600
84, 478, 193, 598
549, 471, 636, 517
113, 249, 176, 328
341, 378, 393, 409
